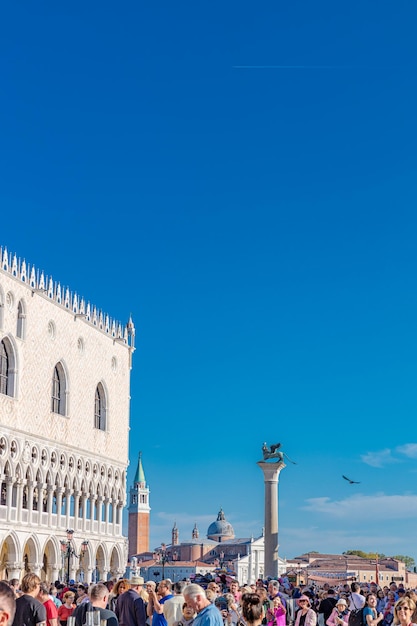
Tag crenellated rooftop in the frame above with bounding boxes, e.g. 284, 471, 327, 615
0, 246, 135, 346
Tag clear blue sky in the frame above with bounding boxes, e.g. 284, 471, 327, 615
1, 1, 417, 564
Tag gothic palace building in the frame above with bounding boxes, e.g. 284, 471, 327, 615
0, 247, 135, 583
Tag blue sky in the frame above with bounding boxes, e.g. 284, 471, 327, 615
1, 0, 417, 564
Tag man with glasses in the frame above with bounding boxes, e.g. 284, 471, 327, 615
0, 581, 16, 626
12, 573, 46, 626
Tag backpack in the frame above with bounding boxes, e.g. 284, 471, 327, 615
348, 607, 365, 626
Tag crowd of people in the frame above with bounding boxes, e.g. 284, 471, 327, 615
1, 573, 417, 626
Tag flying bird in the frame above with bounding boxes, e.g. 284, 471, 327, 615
342, 475, 360, 484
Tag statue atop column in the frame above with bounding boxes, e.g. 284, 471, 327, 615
261, 442, 297, 464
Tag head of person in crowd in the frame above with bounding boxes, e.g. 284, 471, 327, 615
157, 579, 172, 598
180, 602, 197, 625
241, 593, 264, 626
146, 581, 156, 595
37, 582, 52, 603
393, 597, 416, 626
0, 581, 16, 626
397, 589, 406, 599
129, 575, 145, 592
207, 582, 220, 596
89, 583, 110, 609
62, 590, 76, 607
297, 595, 311, 612
113, 579, 131, 597
20, 573, 41, 597
335, 598, 348, 614
205, 589, 217, 603
183, 584, 211, 614
256, 587, 268, 602
8, 580, 20, 599
268, 581, 280, 599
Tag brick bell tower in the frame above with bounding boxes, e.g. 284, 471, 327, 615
128, 452, 150, 556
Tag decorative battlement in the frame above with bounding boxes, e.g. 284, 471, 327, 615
0, 246, 135, 346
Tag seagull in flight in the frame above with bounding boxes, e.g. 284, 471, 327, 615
342, 475, 360, 484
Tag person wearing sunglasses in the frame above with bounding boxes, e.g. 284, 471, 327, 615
393, 598, 417, 626
294, 595, 317, 626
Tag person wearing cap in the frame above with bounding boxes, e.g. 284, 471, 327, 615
294, 595, 317, 626
115, 575, 147, 626
326, 598, 350, 626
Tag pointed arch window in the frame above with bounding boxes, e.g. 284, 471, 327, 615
0, 340, 9, 395
51, 363, 68, 416
94, 384, 107, 431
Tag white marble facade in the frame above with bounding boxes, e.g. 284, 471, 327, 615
0, 248, 135, 583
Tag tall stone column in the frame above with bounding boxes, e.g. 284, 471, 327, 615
257, 459, 286, 579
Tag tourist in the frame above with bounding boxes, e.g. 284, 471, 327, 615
109, 580, 131, 612
268, 582, 287, 610
376, 591, 386, 614
183, 584, 223, 626
12, 573, 46, 626
393, 597, 416, 626
147, 580, 174, 626
326, 598, 350, 626
0, 580, 16, 626
320, 590, 337, 625
266, 595, 286, 626
8, 579, 21, 599
89, 583, 119, 626
383, 593, 397, 626
348, 584, 366, 613
58, 591, 76, 626
173, 602, 197, 626
37, 583, 59, 626
164, 582, 187, 626
294, 595, 317, 626
363, 594, 384, 626
241, 593, 263, 626
255, 587, 270, 626
115, 574, 147, 626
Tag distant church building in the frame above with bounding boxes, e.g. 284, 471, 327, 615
130, 498, 287, 583
0, 247, 135, 582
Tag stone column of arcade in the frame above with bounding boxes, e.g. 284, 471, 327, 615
257, 444, 286, 579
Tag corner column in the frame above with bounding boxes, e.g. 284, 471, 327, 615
257, 460, 285, 579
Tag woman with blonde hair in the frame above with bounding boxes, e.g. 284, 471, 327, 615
393, 597, 417, 626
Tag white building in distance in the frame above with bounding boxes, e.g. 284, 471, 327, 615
0, 247, 135, 583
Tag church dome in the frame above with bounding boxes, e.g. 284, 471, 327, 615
207, 508, 235, 541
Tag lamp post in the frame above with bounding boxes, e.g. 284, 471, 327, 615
60, 529, 89, 584
219, 551, 225, 570
153, 543, 170, 580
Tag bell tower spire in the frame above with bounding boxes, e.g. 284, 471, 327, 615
128, 452, 150, 556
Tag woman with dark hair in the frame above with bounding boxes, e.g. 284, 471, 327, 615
241, 593, 264, 626
363, 594, 384, 626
